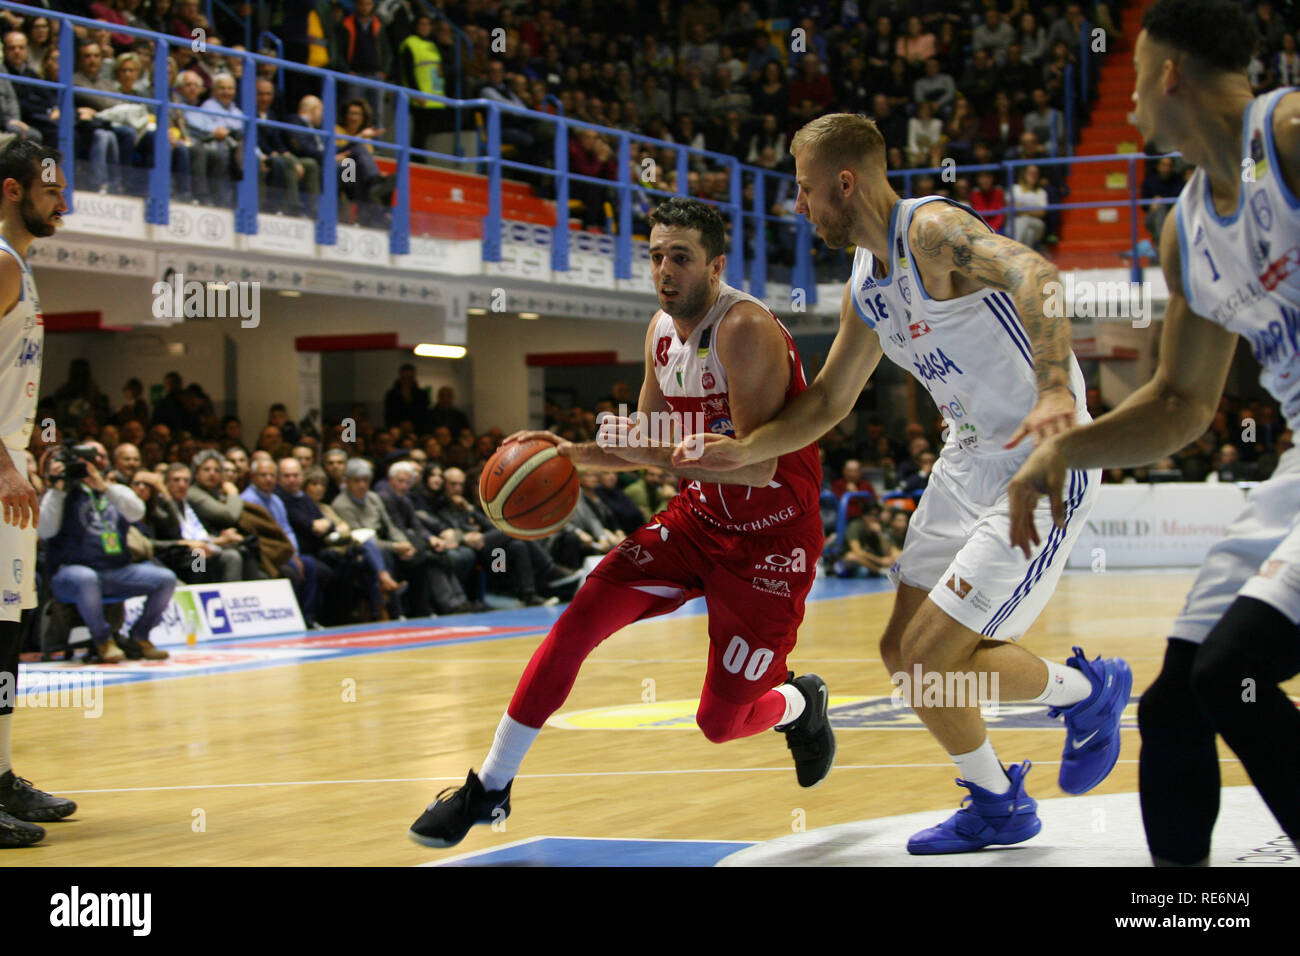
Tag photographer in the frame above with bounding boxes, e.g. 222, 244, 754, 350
39, 446, 175, 662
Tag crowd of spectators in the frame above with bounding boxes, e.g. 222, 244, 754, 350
26, 356, 1295, 650
1088, 389, 1294, 485
9, 2, 1298, 254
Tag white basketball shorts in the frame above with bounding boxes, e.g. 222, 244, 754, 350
890, 447, 1100, 642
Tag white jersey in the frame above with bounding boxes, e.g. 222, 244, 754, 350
849, 196, 1088, 457
1175, 86, 1300, 430
0, 235, 42, 467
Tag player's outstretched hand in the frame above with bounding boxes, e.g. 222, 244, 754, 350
1005, 386, 1077, 450
0, 467, 38, 529
671, 433, 751, 471
1006, 438, 1068, 559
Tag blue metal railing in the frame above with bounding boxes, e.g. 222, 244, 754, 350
5, 1, 1168, 293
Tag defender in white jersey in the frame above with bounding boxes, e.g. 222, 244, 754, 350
1011, 0, 1300, 865
676, 113, 1132, 855
0, 140, 77, 848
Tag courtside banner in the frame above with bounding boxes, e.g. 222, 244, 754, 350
120, 580, 306, 646
1066, 483, 1249, 568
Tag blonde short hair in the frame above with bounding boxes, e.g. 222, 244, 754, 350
789, 113, 887, 174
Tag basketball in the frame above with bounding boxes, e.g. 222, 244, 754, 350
478, 436, 580, 539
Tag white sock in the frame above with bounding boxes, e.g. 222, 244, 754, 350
775, 684, 806, 726
1030, 658, 1093, 707
0, 713, 9, 776
951, 737, 1010, 794
478, 714, 540, 792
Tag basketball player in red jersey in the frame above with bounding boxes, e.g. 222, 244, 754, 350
410, 197, 831, 848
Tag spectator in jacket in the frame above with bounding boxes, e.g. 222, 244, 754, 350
39, 454, 174, 662
340, 0, 391, 121
241, 457, 326, 626
377, 460, 474, 613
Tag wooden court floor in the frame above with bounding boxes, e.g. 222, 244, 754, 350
1, 570, 1288, 866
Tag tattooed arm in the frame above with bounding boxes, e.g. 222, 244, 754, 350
910, 202, 1077, 448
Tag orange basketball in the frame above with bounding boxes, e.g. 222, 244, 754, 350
478, 436, 580, 539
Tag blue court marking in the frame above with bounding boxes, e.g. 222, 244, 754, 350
17, 573, 897, 689
426, 836, 754, 867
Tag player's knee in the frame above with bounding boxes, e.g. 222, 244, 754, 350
695, 698, 741, 744
879, 629, 903, 676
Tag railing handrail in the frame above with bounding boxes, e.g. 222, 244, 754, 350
3, 0, 1170, 292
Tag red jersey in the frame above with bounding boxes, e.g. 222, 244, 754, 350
651, 283, 823, 536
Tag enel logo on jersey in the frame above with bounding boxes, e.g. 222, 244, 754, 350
912, 348, 963, 384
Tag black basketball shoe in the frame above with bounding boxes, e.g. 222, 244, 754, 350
775, 673, 836, 788
0, 771, 76, 823
408, 770, 512, 848
0, 809, 43, 847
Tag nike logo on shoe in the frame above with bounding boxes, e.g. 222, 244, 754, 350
1071, 729, 1100, 749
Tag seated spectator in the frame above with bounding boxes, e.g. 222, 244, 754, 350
335, 96, 393, 227
435, 466, 576, 606
1011, 164, 1049, 250
594, 470, 645, 534
969, 170, 1007, 233
960, 48, 999, 114
885, 508, 910, 551
477, 59, 534, 154
832, 459, 876, 522
972, 8, 1015, 65
284, 94, 327, 217
1142, 155, 1183, 250
173, 70, 231, 205
321, 447, 347, 500
833, 508, 898, 578
110, 442, 141, 483
301, 465, 402, 620
2, 30, 48, 144
242, 458, 327, 625
139, 464, 245, 583
39, 452, 174, 662
979, 91, 1023, 161
895, 15, 936, 70
902, 451, 936, 495
1208, 444, 1258, 483
254, 77, 317, 216
906, 99, 943, 167
379, 460, 475, 613
912, 57, 955, 113
105, 51, 194, 198
1022, 88, 1064, 154
331, 457, 443, 618
553, 471, 625, 568
186, 449, 261, 575
1000, 45, 1039, 111
623, 467, 671, 521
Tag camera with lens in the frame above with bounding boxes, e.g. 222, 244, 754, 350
54, 442, 97, 488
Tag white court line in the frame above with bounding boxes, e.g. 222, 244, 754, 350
54, 757, 1242, 796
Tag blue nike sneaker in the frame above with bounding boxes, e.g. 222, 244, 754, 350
1050, 647, 1133, 795
906, 762, 1041, 855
